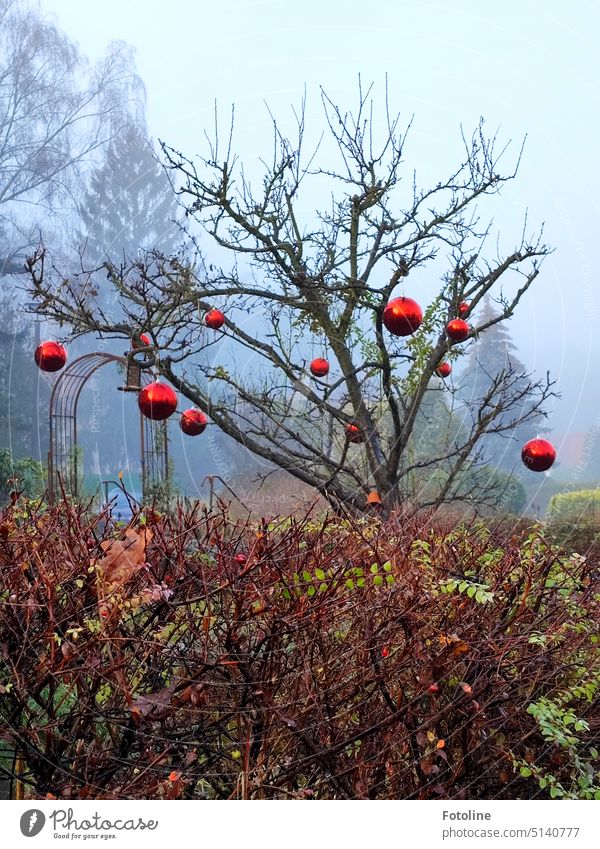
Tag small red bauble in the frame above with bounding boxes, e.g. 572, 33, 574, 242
458, 301, 470, 317
383, 297, 423, 337
34, 341, 67, 372
234, 553, 247, 566
204, 309, 225, 330
521, 438, 556, 472
310, 357, 330, 377
435, 362, 452, 379
179, 408, 208, 436
429, 683, 440, 694
138, 382, 178, 421
132, 332, 151, 348
346, 423, 365, 444
446, 319, 470, 342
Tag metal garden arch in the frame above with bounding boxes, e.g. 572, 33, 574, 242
47, 352, 168, 503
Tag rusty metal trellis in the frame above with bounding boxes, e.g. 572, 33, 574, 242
47, 352, 168, 504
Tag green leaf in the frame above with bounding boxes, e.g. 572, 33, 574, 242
466, 585, 477, 598
345, 578, 355, 590
520, 766, 532, 778
315, 568, 325, 581
373, 575, 384, 587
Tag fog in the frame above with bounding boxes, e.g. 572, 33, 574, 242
2, 0, 599, 512
41, 0, 600, 439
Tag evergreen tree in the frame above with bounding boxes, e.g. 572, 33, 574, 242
76, 121, 181, 270
459, 298, 547, 473
0, 290, 45, 459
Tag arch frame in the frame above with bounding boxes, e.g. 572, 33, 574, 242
47, 352, 168, 504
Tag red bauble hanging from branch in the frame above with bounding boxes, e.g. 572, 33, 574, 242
435, 362, 452, 379
345, 423, 365, 444
446, 319, 470, 343
310, 357, 330, 377
179, 408, 208, 436
383, 297, 423, 337
204, 309, 225, 330
521, 438, 556, 472
138, 382, 178, 421
458, 301, 470, 317
34, 341, 67, 372
131, 332, 151, 349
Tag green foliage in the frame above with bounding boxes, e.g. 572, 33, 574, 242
0, 450, 44, 505
548, 488, 600, 521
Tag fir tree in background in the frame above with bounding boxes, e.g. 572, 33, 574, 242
76, 120, 181, 271
459, 297, 547, 474
0, 295, 35, 457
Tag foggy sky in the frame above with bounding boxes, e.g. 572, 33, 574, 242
41, 0, 600, 441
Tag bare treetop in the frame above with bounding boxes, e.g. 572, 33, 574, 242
25, 84, 555, 513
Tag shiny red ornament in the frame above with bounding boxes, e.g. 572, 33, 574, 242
521, 438, 556, 473
383, 297, 423, 337
131, 332, 151, 349
179, 408, 208, 436
204, 309, 225, 330
446, 318, 470, 342
34, 341, 67, 372
435, 362, 452, 379
458, 301, 470, 317
346, 423, 365, 444
138, 382, 178, 421
234, 553, 247, 566
310, 357, 330, 377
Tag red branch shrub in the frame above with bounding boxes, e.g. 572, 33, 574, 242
0, 499, 598, 799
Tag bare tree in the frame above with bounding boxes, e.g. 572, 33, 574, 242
25, 84, 556, 513
0, 0, 141, 268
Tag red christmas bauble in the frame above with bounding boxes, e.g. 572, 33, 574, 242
132, 332, 151, 349
383, 297, 423, 337
34, 341, 67, 372
521, 438, 556, 472
205, 309, 225, 330
138, 382, 178, 421
435, 362, 452, 378
458, 301, 470, 317
446, 318, 470, 342
346, 423, 365, 444
234, 552, 247, 565
179, 408, 208, 436
310, 357, 330, 377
